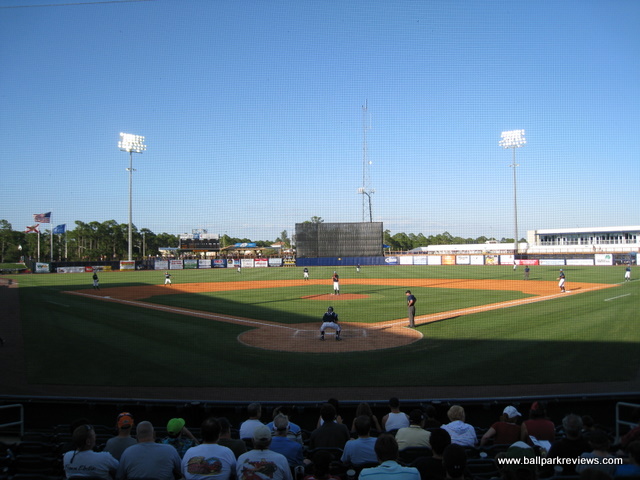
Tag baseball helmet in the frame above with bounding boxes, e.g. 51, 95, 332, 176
327, 306, 334, 312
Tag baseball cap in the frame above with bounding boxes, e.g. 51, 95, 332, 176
167, 418, 186, 435
117, 412, 134, 429
503, 406, 522, 419
253, 425, 272, 442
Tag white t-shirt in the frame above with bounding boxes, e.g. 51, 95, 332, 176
385, 412, 410, 431
236, 448, 293, 480
63, 449, 119, 479
239, 419, 264, 440
182, 443, 236, 480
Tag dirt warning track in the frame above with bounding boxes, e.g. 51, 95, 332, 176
67, 278, 616, 353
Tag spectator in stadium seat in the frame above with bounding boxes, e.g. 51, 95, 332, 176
316, 398, 344, 428
341, 415, 378, 467
266, 405, 303, 444
181, 417, 236, 480
304, 449, 341, 480
236, 425, 292, 480
576, 429, 617, 477
309, 403, 351, 451
381, 397, 410, 432
104, 412, 137, 461
547, 414, 592, 475
442, 443, 468, 480
412, 427, 451, 480
522, 402, 556, 444
441, 405, 478, 447
494, 441, 538, 480
269, 414, 304, 468
162, 417, 199, 458
618, 408, 640, 453
396, 409, 432, 450
615, 440, 640, 477
117, 421, 182, 480
63, 424, 119, 480
481, 406, 526, 446
424, 404, 443, 428
217, 417, 247, 459
239, 402, 265, 440
359, 434, 420, 480
350, 402, 382, 435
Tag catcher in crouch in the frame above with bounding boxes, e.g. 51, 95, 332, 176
320, 306, 342, 341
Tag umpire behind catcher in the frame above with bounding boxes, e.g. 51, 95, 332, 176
320, 306, 342, 341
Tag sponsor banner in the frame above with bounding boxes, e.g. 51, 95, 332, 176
198, 259, 212, 269
84, 266, 111, 272
413, 256, 428, 265
470, 255, 485, 265
241, 258, 254, 268
120, 261, 136, 271
155, 260, 169, 270
255, 258, 269, 267
428, 255, 442, 265
57, 266, 85, 273
456, 255, 470, 265
268, 258, 283, 267
227, 259, 239, 268
595, 254, 613, 266
283, 259, 296, 267
485, 255, 499, 265
184, 259, 198, 269
500, 255, 515, 265
212, 259, 227, 268
516, 259, 539, 266
399, 256, 413, 265
567, 258, 595, 266
169, 259, 183, 270
442, 255, 456, 265
384, 256, 399, 265
35, 263, 50, 273
539, 259, 565, 266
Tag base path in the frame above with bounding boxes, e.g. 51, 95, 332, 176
67, 278, 616, 353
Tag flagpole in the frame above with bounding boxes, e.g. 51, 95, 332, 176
37, 231, 41, 261
50, 213, 53, 262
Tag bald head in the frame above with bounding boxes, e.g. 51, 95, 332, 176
136, 421, 155, 442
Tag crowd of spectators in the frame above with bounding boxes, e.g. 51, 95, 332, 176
4, 399, 640, 480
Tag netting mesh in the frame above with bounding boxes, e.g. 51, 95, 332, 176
295, 222, 383, 258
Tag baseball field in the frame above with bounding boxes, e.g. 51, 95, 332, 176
2, 264, 639, 402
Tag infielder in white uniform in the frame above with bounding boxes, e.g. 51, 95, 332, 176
557, 269, 566, 292
320, 306, 341, 341
164, 272, 172, 285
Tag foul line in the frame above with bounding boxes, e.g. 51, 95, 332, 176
604, 293, 631, 302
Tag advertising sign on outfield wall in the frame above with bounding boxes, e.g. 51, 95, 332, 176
241, 258, 254, 268
155, 260, 169, 270
212, 259, 227, 268
268, 258, 283, 267
470, 255, 484, 265
456, 255, 470, 265
35, 263, 50, 273
169, 259, 183, 270
120, 260, 136, 271
414, 256, 428, 265
184, 259, 198, 269
198, 259, 212, 269
384, 256, 399, 265
399, 256, 413, 265
500, 255, 515, 265
428, 255, 442, 265
442, 255, 456, 265
595, 254, 614, 266
567, 259, 595, 266
485, 255, 499, 265
255, 259, 268, 267
57, 266, 85, 273
539, 259, 565, 266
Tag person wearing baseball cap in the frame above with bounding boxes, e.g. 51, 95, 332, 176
481, 406, 524, 446
161, 418, 199, 458
104, 412, 137, 460
236, 425, 293, 480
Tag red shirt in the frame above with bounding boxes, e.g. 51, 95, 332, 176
490, 421, 522, 444
523, 418, 556, 442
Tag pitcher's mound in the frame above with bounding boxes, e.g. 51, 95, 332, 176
301, 294, 369, 300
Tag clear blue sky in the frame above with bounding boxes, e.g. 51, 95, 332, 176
1, 0, 638, 241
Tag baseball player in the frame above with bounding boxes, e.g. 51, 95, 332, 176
92, 272, 100, 290
303, 267, 309, 280
405, 290, 416, 328
164, 271, 172, 286
557, 269, 566, 293
332, 271, 340, 295
625, 265, 631, 282
320, 306, 341, 341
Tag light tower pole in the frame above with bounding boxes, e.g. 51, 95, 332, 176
118, 132, 146, 261
359, 101, 374, 222
499, 129, 526, 258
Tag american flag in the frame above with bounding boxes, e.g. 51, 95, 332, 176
33, 212, 51, 223
25, 225, 40, 233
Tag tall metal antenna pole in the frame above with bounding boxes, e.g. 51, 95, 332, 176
362, 101, 368, 222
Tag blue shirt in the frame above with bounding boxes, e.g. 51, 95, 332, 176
359, 460, 420, 480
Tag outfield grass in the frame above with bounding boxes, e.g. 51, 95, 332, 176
13, 265, 640, 391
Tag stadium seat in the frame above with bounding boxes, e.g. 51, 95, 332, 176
466, 458, 499, 479
398, 446, 432, 464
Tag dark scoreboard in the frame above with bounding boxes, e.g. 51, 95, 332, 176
179, 237, 221, 251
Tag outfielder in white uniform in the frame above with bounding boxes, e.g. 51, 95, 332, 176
320, 306, 341, 341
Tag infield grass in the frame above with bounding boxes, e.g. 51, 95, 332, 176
13, 265, 640, 390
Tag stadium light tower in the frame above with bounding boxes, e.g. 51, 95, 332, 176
118, 132, 146, 261
357, 187, 375, 222
359, 101, 374, 222
499, 129, 526, 259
